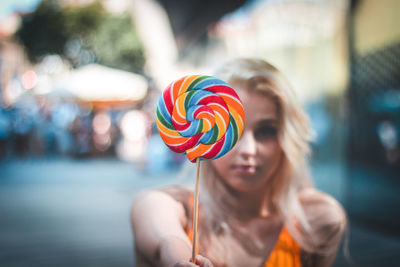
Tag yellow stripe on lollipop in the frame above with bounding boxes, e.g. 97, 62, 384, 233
229, 107, 244, 134
208, 103, 229, 140
196, 111, 215, 133
178, 75, 201, 96
172, 94, 187, 124
172, 78, 184, 102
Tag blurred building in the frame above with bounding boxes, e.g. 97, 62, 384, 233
213, 0, 349, 102
349, 0, 400, 169
347, 0, 400, 233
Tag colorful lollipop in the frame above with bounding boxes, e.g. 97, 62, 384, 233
156, 75, 245, 162
156, 74, 245, 262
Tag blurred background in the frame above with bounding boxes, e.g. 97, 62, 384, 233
0, 0, 399, 266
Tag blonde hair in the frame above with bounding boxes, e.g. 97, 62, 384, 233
198, 58, 344, 260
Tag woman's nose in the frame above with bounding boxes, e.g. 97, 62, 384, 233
236, 131, 257, 157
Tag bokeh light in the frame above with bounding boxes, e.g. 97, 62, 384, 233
21, 70, 37, 90
120, 110, 147, 142
92, 111, 111, 135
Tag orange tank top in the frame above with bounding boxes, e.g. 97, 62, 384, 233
185, 193, 301, 267
186, 225, 301, 267
264, 226, 301, 267
185, 194, 301, 267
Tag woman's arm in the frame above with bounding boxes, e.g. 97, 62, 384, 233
131, 190, 192, 266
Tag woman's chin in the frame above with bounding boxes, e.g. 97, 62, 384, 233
226, 176, 267, 193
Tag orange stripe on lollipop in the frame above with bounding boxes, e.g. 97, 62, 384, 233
229, 108, 245, 134
196, 111, 215, 132
156, 118, 181, 136
159, 132, 188, 146
208, 103, 229, 139
172, 77, 185, 102
219, 94, 245, 120
186, 143, 213, 161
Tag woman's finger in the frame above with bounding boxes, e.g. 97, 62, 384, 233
195, 255, 214, 267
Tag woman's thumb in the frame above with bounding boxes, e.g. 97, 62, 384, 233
195, 255, 213, 267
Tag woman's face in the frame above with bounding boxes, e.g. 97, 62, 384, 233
210, 85, 283, 193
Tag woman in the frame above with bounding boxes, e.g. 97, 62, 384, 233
131, 58, 347, 267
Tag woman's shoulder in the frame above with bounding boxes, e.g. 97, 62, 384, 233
298, 188, 346, 219
132, 186, 193, 221
157, 185, 194, 204
298, 188, 347, 248
299, 188, 346, 224
134, 185, 193, 205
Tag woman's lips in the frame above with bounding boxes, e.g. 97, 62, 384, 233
231, 165, 257, 175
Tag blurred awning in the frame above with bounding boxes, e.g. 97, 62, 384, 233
54, 64, 148, 107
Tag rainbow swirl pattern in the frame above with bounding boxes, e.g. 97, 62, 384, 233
156, 75, 245, 162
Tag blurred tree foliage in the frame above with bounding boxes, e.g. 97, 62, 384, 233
16, 0, 144, 72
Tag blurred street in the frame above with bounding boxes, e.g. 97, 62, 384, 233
0, 158, 399, 267
0, 158, 179, 267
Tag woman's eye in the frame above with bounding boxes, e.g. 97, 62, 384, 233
255, 126, 277, 140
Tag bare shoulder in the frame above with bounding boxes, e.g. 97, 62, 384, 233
297, 188, 348, 266
157, 185, 193, 208
131, 186, 192, 227
133, 185, 191, 207
299, 188, 346, 221
298, 188, 347, 247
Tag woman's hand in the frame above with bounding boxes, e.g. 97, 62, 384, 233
173, 255, 214, 267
